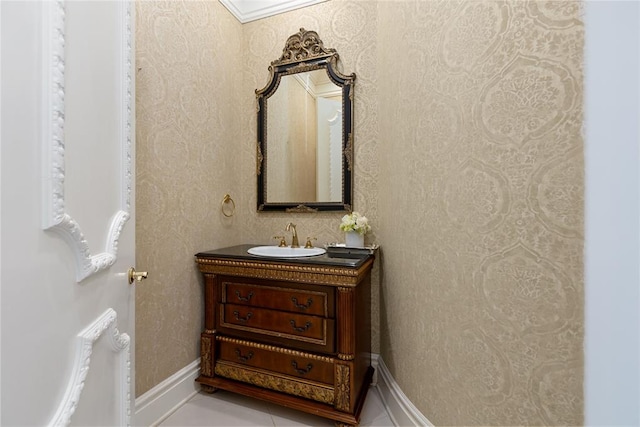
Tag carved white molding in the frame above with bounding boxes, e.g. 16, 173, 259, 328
48, 308, 131, 427
220, 0, 329, 23
41, 0, 133, 282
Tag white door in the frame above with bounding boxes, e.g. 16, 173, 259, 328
1, 1, 138, 426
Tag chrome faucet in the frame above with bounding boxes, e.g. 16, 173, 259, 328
285, 222, 299, 248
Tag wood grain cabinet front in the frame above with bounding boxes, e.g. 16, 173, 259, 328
220, 303, 335, 352
222, 281, 333, 317
217, 337, 335, 386
195, 246, 374, 427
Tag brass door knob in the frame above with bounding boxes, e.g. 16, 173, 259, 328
127, 267, 148, 284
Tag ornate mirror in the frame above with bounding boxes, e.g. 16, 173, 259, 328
256, 28, 355, 212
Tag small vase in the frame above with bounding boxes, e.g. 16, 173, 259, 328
345, 231, 364, 247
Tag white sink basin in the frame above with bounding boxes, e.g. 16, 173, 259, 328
247, 246, 326, 258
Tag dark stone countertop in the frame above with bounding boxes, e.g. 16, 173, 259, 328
195, 244, 373, 269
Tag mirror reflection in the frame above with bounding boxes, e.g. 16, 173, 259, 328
266, 69, 342, 203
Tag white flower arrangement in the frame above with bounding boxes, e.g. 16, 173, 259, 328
339, 212, 371, 235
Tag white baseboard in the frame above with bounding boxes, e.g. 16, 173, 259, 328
133, 355, 432, 427
133, 359, 200, 427
372, 354, 433, 427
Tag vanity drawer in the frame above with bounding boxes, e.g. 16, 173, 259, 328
222, 280, 333, 317
217, 337, 334, 385
220, 304, 334, 351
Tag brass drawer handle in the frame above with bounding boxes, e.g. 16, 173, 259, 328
235, 349, 254, 362
233, 311, 253, 322
289, 320, 312, 332
235, 290, 254, 302
291, 297, 313, 310
291, 360, 313, 375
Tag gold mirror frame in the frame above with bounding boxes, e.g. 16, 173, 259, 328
256, 28, 355, 212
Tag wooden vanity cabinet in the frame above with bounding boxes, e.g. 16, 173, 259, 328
195, 246, 374, 427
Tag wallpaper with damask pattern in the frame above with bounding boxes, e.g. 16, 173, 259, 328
136, 1, 584, 425
135, 0, 243, 396
377, 1, 583, 425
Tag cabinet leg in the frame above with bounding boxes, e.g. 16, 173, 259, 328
200, 384, 218, 394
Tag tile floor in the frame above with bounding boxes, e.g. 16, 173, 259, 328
159, 386, 395, 427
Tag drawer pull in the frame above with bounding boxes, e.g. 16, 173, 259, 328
289, 320, 312, 332
234, 349, 254, 362
291, 360, 313, 375
291, 297, 313, 310
233, 310, 253, 322
235, 290, 254, 302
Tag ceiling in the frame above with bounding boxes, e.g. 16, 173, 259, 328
219, 0, 329, 23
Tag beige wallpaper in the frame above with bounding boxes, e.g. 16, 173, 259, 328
136, 0, 584, 425
135, 0, 243, 396
377, 1, 584, 425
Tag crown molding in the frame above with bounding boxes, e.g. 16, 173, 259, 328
219, 0, 329, 23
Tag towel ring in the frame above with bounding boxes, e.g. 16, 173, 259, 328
221, 194, 235, 217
